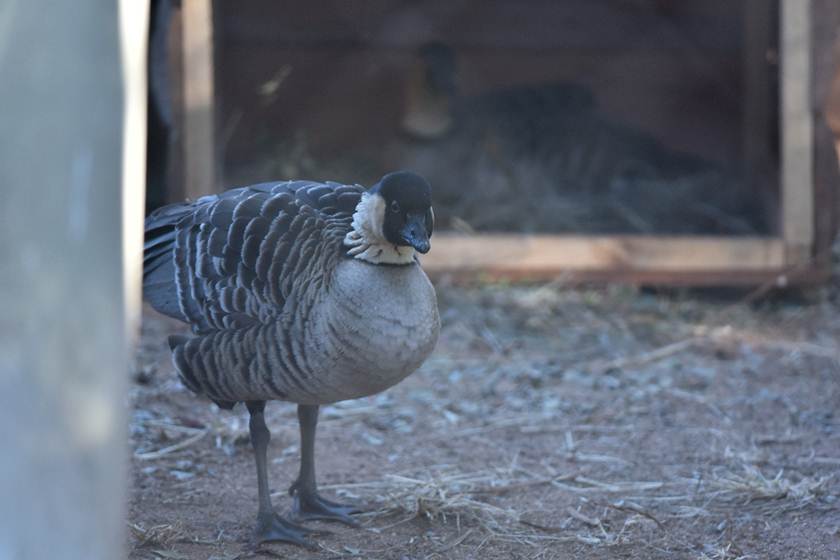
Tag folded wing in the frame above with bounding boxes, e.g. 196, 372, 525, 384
143, 180, 363, 334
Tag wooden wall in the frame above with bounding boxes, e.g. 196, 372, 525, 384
213, 0, 757, 184
161, 0, 840, 284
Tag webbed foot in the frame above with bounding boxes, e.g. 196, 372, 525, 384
289, 483, 362, 527
253, 510, 322, 549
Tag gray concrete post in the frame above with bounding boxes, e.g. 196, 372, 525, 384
0, 1, 145, 558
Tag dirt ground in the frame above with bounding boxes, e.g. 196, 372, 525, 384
128, 279, 840, 560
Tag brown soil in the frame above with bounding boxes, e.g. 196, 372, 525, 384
128, 282, 840, 560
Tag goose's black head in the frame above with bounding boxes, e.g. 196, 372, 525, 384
371, 171, 434, 254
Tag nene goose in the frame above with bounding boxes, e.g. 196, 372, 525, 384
398, 43, 755, 234
400, 41, 595, 142
143, 171, 440, 547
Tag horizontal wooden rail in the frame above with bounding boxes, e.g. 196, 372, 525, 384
420, 234, 813, 285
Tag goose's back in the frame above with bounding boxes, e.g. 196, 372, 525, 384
143, 180, 364, 334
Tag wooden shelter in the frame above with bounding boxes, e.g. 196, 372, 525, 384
161, 0, 840, 285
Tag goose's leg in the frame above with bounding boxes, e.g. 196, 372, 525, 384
289, 404, 361, 526
246, 401, 318, 548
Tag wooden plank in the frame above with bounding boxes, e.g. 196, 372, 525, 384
811, 0, 840, 267
120, 0, 150, 342
781, 0, 815, 262
426, 267, 827, 287
423, 235, 786, 274
218, 0, 743, 52
182, 0, 217, 199
812, 120, 839, 269
420, 235, 826, 285
811, 0, 840, 109
826, 48, 840, 139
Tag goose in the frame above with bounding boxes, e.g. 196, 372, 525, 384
398, 43, 758, 235
142, 170, 440, 547
401, 41, 596, 143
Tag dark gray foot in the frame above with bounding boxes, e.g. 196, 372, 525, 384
290, 484, 362, 526
254, 511, 320, 549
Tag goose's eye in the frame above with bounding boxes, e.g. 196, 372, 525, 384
390, 200, 401, 213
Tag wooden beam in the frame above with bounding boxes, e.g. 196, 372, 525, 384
120, 0, 150, 342
426, 268, 827, 287
781, 0, 815, 263
181, 0, 217, 199
811, 0, 840, 266
423, 234, 786, 273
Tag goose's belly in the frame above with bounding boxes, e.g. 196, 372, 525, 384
310, 259, 440, 403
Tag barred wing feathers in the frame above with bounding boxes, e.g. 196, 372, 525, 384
143, 180, 364, 334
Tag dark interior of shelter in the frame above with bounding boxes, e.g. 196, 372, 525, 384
150, 0, 782, 236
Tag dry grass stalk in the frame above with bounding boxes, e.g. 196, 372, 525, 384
565, 506, 601, 527
373, 471, 523, 532
583, 337, 699, 374
325, 468, 563, 537
129, 522, 189, 547
325, 466, 675, 548
696, 543, 749, 560
135, 429, 209, 461
554, 476, 664, 494
709, 464, 829, 505
697, 325, 840, 363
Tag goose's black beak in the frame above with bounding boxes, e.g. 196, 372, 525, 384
400, 213, 431, 254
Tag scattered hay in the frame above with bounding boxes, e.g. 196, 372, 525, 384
343, 468, 529, 533
325, 466, 673, 547
129, 522, 189, 548
708, 464, 830, 508
130, 281, 840, 557
696, 543, 749, 560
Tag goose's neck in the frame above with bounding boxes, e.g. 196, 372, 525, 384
343, 192, 416, 265
401, 64, 453, 140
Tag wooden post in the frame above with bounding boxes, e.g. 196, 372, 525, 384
182, 0, 217, 199
122, 0, 152, 339
781, 0, 815, 264
0, 0, 144, 556
811, 0, 840, 267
